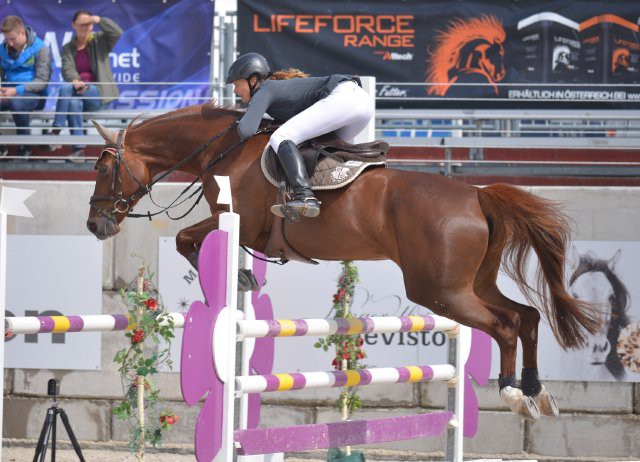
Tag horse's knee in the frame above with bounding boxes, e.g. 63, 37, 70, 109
176, 230, 196, 255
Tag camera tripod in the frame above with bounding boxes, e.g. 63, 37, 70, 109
33, 380, 85, 462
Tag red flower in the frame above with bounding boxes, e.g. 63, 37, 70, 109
342, 353, 350, 360
160, 413, 180, 427
333, 288, 347, 304
357, 352, 365, 360
145, 298, 158, 311
131, 329, 145, 344
357, 337, 364, 346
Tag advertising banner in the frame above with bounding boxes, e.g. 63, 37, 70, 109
0, 0, 214, 110
238, 0, 640, 108
4, 236, 103, 370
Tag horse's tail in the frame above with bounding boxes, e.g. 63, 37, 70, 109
477, 183, 600, 349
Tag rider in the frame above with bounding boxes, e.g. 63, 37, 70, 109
226, 52, 373, 219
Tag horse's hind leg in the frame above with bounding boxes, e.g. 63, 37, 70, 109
475, 259, 559, 416
398, 252, 539, 418
409, 284, 542, 419
395, 194, 539, 418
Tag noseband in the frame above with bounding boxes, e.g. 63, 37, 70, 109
89, 129, 149, 224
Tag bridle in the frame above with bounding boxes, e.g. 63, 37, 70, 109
89, 120, 275, 224
89, 129, 147, 224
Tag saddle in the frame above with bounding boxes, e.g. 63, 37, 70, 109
261, 132, 388, 190
262, 133, 389, 265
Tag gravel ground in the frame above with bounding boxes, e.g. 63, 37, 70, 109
4, 441, 639, 462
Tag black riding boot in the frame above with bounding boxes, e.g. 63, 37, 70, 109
271, 140, 320, 218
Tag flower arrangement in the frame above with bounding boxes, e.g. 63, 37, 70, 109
315, 261, 367, 461
112, 266, 179, 459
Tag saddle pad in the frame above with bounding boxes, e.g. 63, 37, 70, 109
260, 143, 387, 191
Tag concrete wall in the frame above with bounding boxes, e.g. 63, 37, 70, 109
2, 180, 639, 459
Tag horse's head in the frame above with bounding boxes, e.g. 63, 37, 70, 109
426, 14, 505, 96
570, 265, 613, 365
613, 48, 630, 73
457, 38, 505, 85
86, 120, 150, 240
569, 250, 629, 373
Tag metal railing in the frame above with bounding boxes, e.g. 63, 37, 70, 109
0, 81, 638, 180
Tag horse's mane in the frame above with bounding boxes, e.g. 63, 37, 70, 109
569, 252, 630, 379
127, 102, 244, 133
426, 15, 505, 96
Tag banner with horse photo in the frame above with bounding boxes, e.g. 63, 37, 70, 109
496, 241, 640, 383
238, 0, 640, 109
1, 0, 214, 110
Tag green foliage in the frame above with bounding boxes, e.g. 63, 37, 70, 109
112, 269, 179, 453
314, 261, 367, 417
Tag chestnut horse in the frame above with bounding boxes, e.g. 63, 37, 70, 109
87, 104, 599, 419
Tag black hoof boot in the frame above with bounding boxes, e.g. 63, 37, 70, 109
498, 373, 517, 391
520, 368, 542, 396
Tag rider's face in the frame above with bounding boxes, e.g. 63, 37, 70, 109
232, 79, 251, 104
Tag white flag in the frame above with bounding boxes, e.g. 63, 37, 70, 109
213, 176, 232, 211
0, 186, 35, 217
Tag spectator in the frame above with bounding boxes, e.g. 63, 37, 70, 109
50, 11, 122, 158
0, 15, 51, 158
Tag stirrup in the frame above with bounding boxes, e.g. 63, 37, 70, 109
271, 197, 320, 221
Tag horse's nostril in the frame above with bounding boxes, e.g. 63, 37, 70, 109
87, 221, 97, 234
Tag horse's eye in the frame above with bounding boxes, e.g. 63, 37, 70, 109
97, 164, 109, 176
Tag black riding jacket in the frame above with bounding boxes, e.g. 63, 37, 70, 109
236, 74, 358, 140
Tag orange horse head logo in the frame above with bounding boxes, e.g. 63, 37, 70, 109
612, 48, 630, 74
427, 15, 506, 96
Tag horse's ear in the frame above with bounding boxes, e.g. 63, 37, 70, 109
608, 249, 622, 271
567, 245, 580, 271
91, 120, 118, 145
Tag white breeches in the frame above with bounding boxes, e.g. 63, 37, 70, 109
269, 80, 374, 152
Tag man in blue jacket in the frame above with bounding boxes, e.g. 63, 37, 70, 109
0, 15, 51, 157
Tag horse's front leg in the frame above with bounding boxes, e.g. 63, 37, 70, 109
176, 214, 259, 291
176, 214, 222, 269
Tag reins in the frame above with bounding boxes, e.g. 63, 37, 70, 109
91, 120, 275, 223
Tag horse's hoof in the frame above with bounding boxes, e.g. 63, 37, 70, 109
533, 385, 559, 417
499, 386, 540, 420
238, 269, 259, 292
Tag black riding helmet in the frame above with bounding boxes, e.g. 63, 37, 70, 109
225, 53, 270, 87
